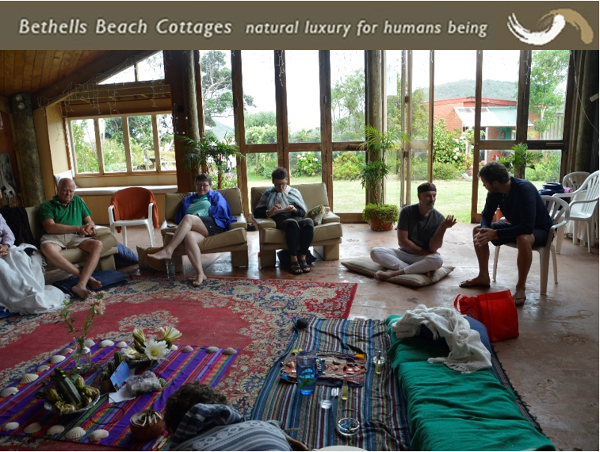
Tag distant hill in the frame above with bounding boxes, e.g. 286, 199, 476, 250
208, 120, 235, 140
421, 79, 518, 102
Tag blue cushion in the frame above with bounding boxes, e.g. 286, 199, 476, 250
114, 243, 139, 268
53, 270, 130, 297
417, 315, 492, 355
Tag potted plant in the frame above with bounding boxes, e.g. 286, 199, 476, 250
357, 126, 408, 231
498, 143, 542, 179
179, 131, 244, 189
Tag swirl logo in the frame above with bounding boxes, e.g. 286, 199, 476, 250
507, 9, 593, 45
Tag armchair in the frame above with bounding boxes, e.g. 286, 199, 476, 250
159, 187, 248, 272
25, 206, 118, 271
250, 182, 343, 268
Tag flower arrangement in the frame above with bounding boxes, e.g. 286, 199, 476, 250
122, 326, 182, 362
56, 292, 106, 351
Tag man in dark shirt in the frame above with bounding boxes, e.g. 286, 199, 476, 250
460, 162, 553, 306
370, 182, 456, 279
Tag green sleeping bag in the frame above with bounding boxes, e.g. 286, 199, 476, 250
386, 315, 555, 451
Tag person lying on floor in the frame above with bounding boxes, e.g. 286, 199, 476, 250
164, 382, 296, 451
148, 173, 236, 287
0, 213, 65, 314
0, 212, 15, 258
254, 167, 314, 275
370, 182, 456, 280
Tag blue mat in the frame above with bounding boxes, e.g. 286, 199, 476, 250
52, 270, 130, 297
0, 308, 16, 319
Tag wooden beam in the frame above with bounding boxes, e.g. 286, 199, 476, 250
34, 50, 157, 105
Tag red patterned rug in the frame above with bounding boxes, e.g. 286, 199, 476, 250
0, 275, 356, 450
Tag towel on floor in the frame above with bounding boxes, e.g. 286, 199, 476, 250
391, 304, 492, 373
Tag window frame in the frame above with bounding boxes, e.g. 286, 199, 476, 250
67, 110, 174, 176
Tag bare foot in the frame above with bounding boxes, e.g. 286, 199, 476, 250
513, 288, 526, 306
459, 277, 491, 288
72, 284, 93, 300
375, 269, 404, 280
192, 274, 208, 287
148, 249, 172, 260
89, 277, 103, 290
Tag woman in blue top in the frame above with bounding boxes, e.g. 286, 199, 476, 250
148, 173, 236, 287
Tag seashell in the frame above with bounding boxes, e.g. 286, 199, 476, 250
88, 429, 109, 441
2, 422, 19, 431
223, 348, 237, 355
99, 340, 114, 348
332, 359, 342, 365
205, 346, 218, 353
37, 365, 50, 373
332, 366, 339, 371
181, 345, 194, 353
47, 425, 65, 435
84, 339, 95, 348
62, 347, 73, 354
1, 387, 18, 398
19, 374, 39, 384
50, 355, 66, 364
115, 341, 128, 348
65, 426, 86, 439
170, 344, 178, 351
24, 422, 42, 433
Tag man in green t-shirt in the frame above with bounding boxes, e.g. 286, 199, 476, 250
39, 178, 104, 299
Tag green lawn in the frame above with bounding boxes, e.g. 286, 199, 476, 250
246, 174, 546, 224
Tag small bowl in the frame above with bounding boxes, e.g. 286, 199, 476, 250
129, 409, 165, 441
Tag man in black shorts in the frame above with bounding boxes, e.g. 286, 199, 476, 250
460, 162, 553, 306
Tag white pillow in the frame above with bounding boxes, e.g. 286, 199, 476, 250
341, 257, 454, 287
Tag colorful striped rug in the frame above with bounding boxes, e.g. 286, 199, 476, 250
0, 341, 236, 450
250, 318, 410, 451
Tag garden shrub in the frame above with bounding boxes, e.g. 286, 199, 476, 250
333, 152, 365, 180
433, 162, 462, 180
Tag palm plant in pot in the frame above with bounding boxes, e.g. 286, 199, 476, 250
179, 131, 244, 189
498, 143, 542, 179
357, 126, 408, 231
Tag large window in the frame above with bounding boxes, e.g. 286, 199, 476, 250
69, 112, 173, 175
99, 52, 165, 84
286, 51, 321, 144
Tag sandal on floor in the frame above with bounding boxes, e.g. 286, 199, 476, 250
290, 261, 303, 275
299, 258, 311, 273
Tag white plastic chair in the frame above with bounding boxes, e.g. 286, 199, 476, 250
108, 187, 156, 248
555, 170, 599, 253
492, 196, 570, 295
562, 171, 590, 191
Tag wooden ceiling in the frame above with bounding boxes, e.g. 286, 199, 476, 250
0, 50, 161, 104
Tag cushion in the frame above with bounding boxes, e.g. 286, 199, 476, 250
53, 170, 75, 190
114, 243, 139, 268
307, 205, 330, 226
341, 257, 454, 287
53, 270, 130, 296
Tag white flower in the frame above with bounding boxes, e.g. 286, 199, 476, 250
160, 326, 182, 344
122, 347, 141, 360
144, 339, 169, 361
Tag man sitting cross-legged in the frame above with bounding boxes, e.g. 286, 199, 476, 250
370, 182, 456, 280
39, 178, 103, 299
460, 162, 554, 306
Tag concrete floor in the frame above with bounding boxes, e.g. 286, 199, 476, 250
102, 222, 599, 451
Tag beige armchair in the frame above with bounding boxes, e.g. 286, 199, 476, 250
25, 206, 118, 271
160, 187, 248, 272
250, 182, 343, 268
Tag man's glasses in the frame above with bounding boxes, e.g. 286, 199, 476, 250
196, 184, 210, 188
274, 182, 287, 187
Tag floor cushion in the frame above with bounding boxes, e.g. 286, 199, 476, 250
341, 257, 454, 287
52, 270, 130, 297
